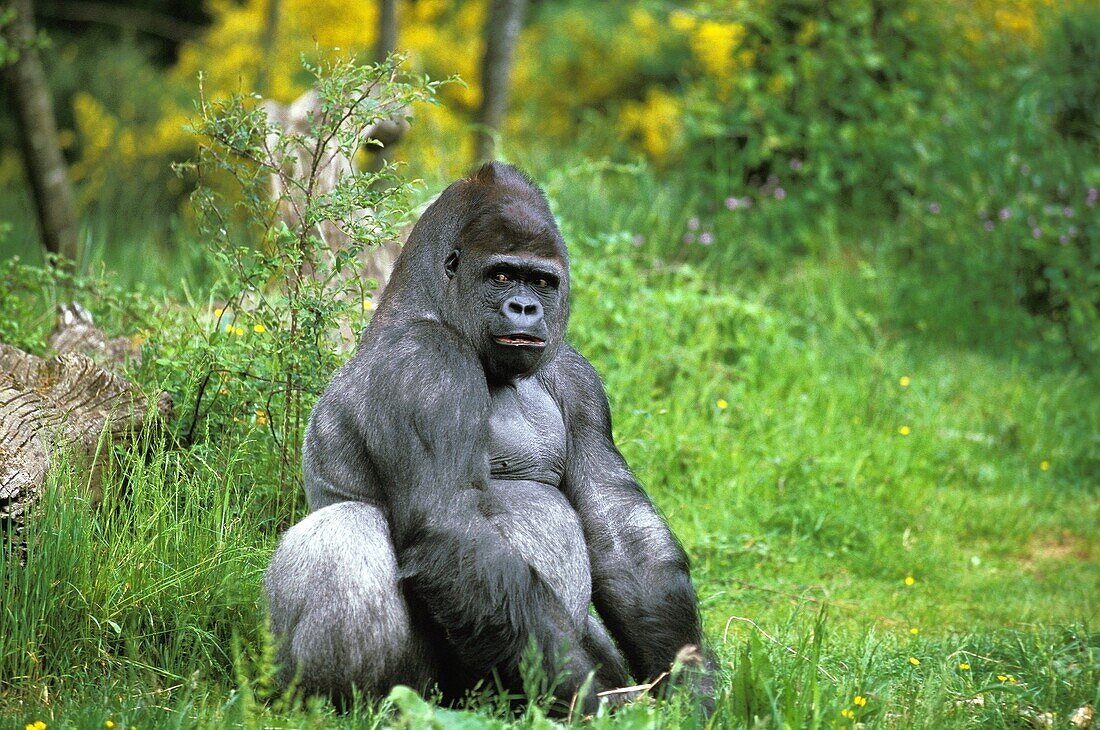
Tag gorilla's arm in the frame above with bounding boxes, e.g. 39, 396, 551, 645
549, 347, 709, 684
322, 322, 609, 705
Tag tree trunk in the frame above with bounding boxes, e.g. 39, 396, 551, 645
375, 0, 397, 64
254, 0, 280, 94
474, 0, 526, 162
2, 0, 80, 266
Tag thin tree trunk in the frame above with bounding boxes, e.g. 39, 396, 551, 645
474, 0, 526, 162
375, 0, 397, 64
254, 0, 280, 94
2, 0, 80, 265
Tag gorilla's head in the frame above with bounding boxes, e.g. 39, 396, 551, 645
377, 162, 570, 382
441, 164, 569, 381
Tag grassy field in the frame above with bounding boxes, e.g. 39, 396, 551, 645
1, 160, 1097, 729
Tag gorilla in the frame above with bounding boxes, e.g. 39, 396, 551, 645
264, 162, 712, 714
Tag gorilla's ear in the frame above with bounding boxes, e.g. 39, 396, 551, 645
444, 249, 460, 279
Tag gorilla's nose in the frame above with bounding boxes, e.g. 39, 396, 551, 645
503, 295, 543, 326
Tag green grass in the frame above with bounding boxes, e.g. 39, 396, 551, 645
2, 174, 1098, 729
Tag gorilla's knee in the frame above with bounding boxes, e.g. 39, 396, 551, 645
264, 501, 435, 700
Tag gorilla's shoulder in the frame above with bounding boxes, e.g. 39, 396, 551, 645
542, 346, 611, 416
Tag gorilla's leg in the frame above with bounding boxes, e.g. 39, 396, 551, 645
264, 501, 436, 703
483, 481, 630, 689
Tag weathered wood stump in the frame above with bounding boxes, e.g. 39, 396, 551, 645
0, 304, 170, 544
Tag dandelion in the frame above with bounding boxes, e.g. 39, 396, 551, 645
910, 627, 919, 635
905, 575, 915, 586
234, 326, 245, 336
854, 695, 867, 707
909, 657, 921, 666
774, 187, 787, 200
928, 202, 941, 214
899, 375, 911, 387
898, 425, 911, 436
253, 323, 266, 334
1040, 460, 1049, 471
214, 308, 224, 317
687, 217, 700, 231
717, 399, 729, 409
699, 232, 714, 245
959, 662, 970, 670
841, 708, 855, 719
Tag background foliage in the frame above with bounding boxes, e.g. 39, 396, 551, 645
0, 0, 1097, 727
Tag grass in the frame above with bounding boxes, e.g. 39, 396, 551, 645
1, 166, 1098, 729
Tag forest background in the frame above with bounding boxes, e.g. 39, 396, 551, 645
0, 0, 1097, 727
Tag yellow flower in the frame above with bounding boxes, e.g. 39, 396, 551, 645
898, 425, 911, 436
214, 308, 224, 318
904, 575, 915, 586
256, 409, 268, 426
899, 375, 911, 387
909, 627, 919, 635
362, 299, 375, 311
253, 323, 266, 334
909, 657, 921, 666
234, 326, 245, 336
854, 695, 867, 707
106, 722, 115, 729
1040, 460, 1049, 471
717, 399, 729, 410
225, 323, 233, 333
841, 708, 855, 719
997, 674, 1007, 681
959, 662, 970, 670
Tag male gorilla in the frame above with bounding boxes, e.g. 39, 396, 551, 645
264, 162, 710, 713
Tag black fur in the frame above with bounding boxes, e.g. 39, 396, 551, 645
265, 162, 711, 713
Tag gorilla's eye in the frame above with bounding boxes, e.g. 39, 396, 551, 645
535, 278, 549, 288
493, 272, 510, 284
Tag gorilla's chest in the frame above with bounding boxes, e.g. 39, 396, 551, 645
487, 378, 566, 485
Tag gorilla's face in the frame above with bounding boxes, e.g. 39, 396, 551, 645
448, 247, 567, 381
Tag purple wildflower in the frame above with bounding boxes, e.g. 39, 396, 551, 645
631, 233, 645, 247
998, 208, 1012, 221
1059, 235, 1069, 245
687, 217, 700, 231
774, 187, 787, 201
1021, 164, 1031, 176
1087, 188, 1097, 207
984, 220, 995, 232
929, 202, 941, 214
683, 232, 696, 245
1063, 206, 1074, 218
789, 158, 803, 171
1032, 227, 1042, 239
699, 232, 714, 245
725, 196, 739, 210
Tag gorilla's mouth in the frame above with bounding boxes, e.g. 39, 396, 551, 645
494, 333, 546, 347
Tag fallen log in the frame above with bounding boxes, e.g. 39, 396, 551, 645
0, 304, 171, 544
